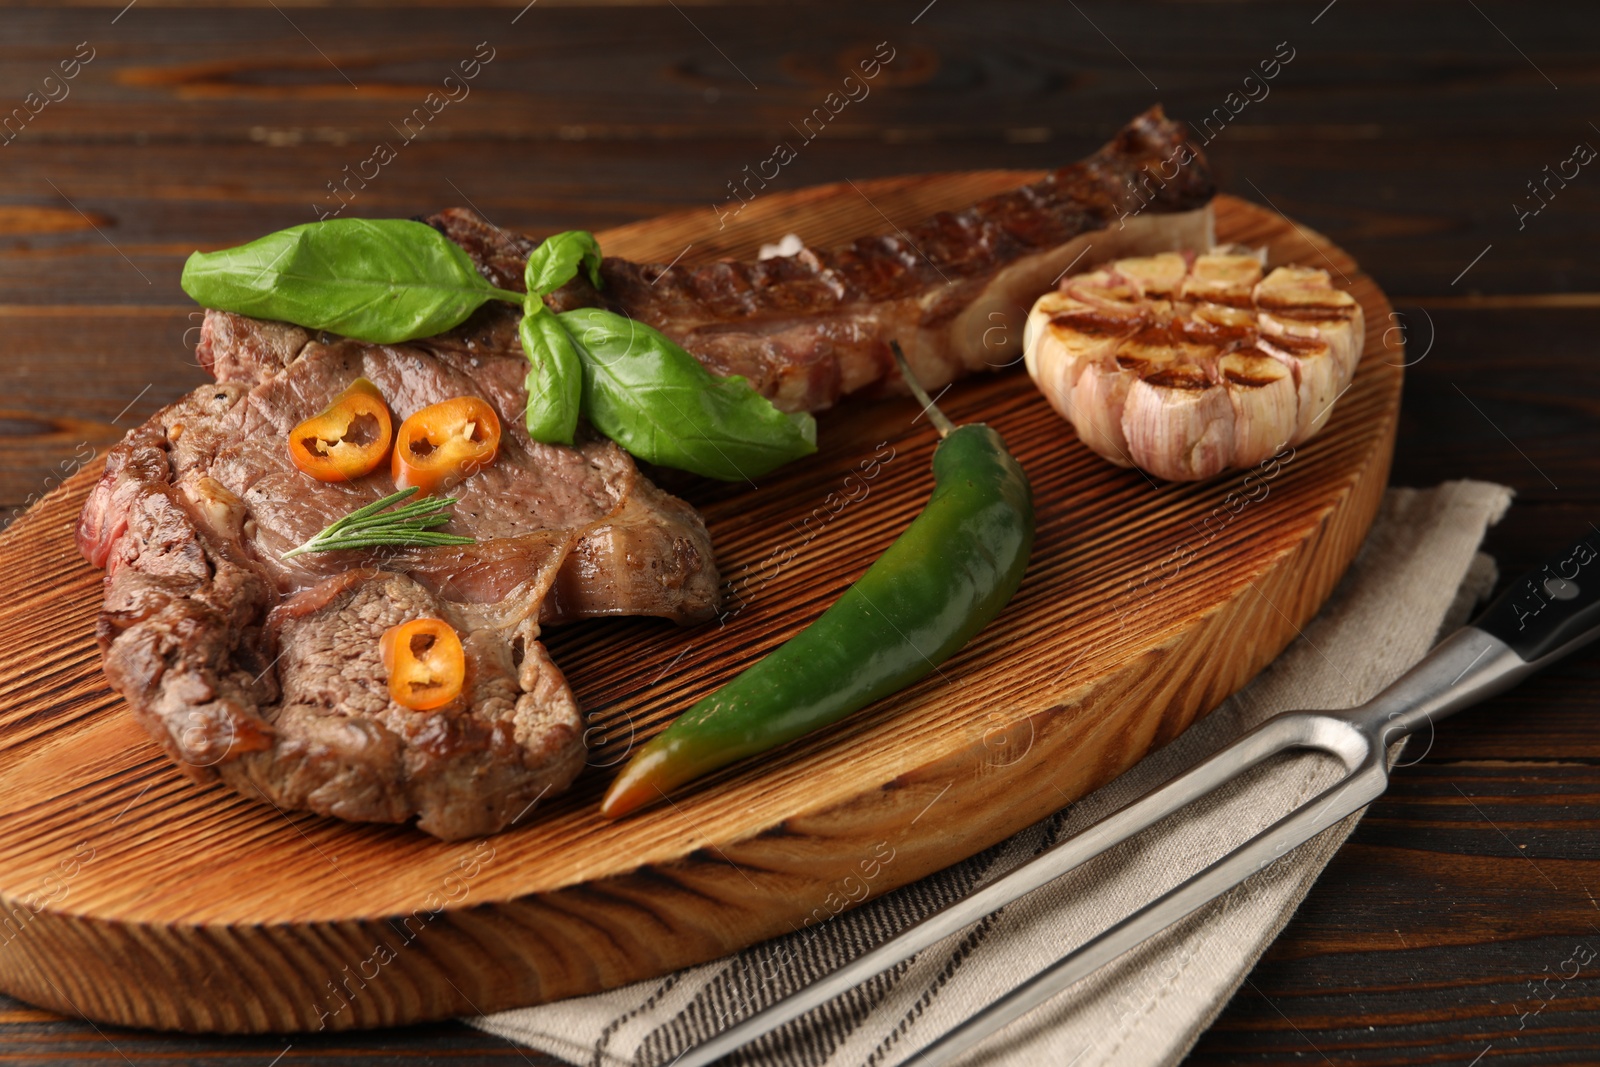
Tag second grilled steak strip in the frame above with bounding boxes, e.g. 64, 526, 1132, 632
433, 105, 1215, 414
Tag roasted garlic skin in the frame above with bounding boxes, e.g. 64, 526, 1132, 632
1023, 251, 1363, 481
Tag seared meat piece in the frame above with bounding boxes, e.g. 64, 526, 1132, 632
193, 306, 718, 624
432, 105, 1215, 413
78, 286, 721, 842
252, 569, 583, 840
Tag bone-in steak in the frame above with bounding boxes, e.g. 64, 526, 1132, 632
518, 105, 1215, 413
78, 300, 721, 840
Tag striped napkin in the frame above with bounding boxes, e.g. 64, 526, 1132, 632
471, 480, 1513, 1067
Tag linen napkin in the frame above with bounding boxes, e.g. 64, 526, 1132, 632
471, 480, 1514, 1067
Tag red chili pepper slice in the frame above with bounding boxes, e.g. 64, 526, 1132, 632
392, 397, 501, 494
287, 378, 394, 482
379, 617, 466, 712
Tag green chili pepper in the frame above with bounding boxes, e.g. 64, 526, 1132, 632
601, 343, 1034, 818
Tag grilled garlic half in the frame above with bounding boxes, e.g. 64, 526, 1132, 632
1022, 250, 1363, 481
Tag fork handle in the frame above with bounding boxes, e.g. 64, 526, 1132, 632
1472, 527, 1600, 665
1347, 526, 1600, 741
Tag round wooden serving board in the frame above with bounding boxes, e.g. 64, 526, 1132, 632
0, 180, 1401, 1033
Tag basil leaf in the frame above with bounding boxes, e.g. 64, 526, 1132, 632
559, 307, 817, 481
520, 307, 583, 446
180, 218, 523, 344
524, 230, 603, 298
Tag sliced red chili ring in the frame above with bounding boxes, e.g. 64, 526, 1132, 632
380, 617, 466, 712
392, 396, 501, 495
288, 378, 394, 482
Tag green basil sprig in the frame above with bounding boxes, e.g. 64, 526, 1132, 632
520, 310, 584, 447
180, 219, 523, 344
524, 230, 603, 297
560, 307, 816, 481
517, 231, 602, 446
180, 220, 817, 481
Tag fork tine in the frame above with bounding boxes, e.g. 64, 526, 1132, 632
907, 752, 1390, 1067
671, 712, 1356, 1067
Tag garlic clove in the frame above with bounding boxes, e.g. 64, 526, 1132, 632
1024, 291, 1081, 419
1183, 301, 1257, 348
1106, 251, 1189, 298
1025, 291, 1140, 424
1180, 251, 1263, 307
1122, 359, 1235, 481
1063, 266, 1137, 305
1256, 265, 1333, 291
1069, 357, 1137, 466
1220, 349, 1298, 465
1259, 311, 1362, 391
1257, 333, 1341, 444
1255, 267, 1364, 383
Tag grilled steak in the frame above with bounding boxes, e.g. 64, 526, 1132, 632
79, 301, 721, 839
188, 307, 718, 623
450, 105, 1212, 413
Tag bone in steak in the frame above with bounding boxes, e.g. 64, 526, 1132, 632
492, 105, 1213, 413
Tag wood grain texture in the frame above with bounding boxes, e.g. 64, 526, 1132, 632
0, 184, 1398, 1033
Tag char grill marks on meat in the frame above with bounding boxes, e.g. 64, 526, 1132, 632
78, 279, 721, 841
473, 105, 1213, 414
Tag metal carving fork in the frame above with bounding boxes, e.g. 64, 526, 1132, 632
675, 529, 1600, 1067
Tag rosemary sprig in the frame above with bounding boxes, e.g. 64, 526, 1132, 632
281, 487, 475, 559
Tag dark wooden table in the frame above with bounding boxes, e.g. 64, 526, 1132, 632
1, 2, 1596, 1063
